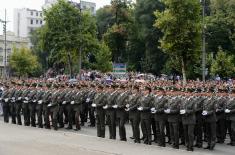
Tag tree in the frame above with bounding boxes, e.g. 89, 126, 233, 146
103, 0, 133, 63
206, 0, 235, 55
211, 48, 235, 78
95, 42, 113, 72
132, 0, 166, 74
96, 6, 115, 40
41, 0, 99, 77
9, 47, 40, 77
30, 27, 48, 74
154, 0, 201, 84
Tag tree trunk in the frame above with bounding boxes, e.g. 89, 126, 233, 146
181, 58, 187, 86
67, 50, 73, 79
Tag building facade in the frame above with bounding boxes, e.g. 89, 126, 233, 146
13, 8, 43, 38
43, 0, 96, 14
0, 31, 29, 76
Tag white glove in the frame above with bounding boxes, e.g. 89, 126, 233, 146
92, 103, 97, 107
4, 98, 8, 102
180, 109, 186, 115
12, 97, 15, 100
137, 107, 143, 111
47, 103, 52, 107
202, 110, 208, 116
151, 109, 157, 114
86, 98, 90, 103
33, 100, 37, 103
62, 101, 67, 105
38, 100, 42, 104
112, 105, 118, 109
164, 109, 170, 114
125, 108, 130, 112
103, 105, 108, 109
151, 108, 156, 111
71, 101, 75, 105
225, 109, 231, 113
18, 97, 22, 100
23, 101, 28, 103
25, 97, 29, 101
0, 98, 2, 100
126, 104, 130, 108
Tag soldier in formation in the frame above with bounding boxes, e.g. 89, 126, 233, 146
1, 80, 235, 152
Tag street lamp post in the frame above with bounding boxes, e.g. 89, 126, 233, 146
78, 0, 82, 78
0, 9, 8, 80
201, 0, 206, 82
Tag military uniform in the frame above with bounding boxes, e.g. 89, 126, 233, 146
105, 90, 118, 139
202, 96, 217, 150
165, 96, 181, 149
72, 89, 84, 130
194, 95, 206, 148
42, 88, 52, 129
28, 86, 38, 127
86, 89, 96, 127
14, 87, 23, 125
216, 96, 227, 143
225, 96, 235, 146
128, 93, 141, 143
47, 88, 60, 130
152, 94, 168, 147
180, 96, 196, 151
1, 87, 10, 123
35, 87, 45, 128
138, 93, 153, 145
58, 87, 69, 128
115, 90, 130, 141
21, 87, 31, 126
93, 89, 107, 138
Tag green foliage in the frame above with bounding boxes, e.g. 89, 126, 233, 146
211, 48, 235, 77
41, 0, 99, 76
96, 6, 115, 40
206, 0, 235, 55
95, 42, 113, 72
9, 47, 40, 77
133, 0, 166, 74
154, 0, 201, 83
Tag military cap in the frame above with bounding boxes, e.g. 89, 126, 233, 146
76, 84, 81, 89
145, 86, 152, 92
134, 85, 140, 90
46, 83, 52, 88
31, 83, 37, 87
98, 85, 104, 89
90, 83, 96, 88
120, 84, 126, 89
38, 83, 43, 87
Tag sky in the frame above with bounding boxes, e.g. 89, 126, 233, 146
0, 0, 111, 34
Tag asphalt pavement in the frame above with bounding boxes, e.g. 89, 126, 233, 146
0, 117, 234, 155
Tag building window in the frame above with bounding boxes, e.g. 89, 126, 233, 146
0, 47, 3, 53
31, 11, 33, 16
31, 19, 33, 24
40, 13, 42, 17
91, 7, 95, 13
36, 12, 38, 16
30, 28, 34, 33
7, 48, 11, 53
0, 56, 3, 62
36, 20, 38, 24
7, 56, 9, 62
40, 20, 43, 24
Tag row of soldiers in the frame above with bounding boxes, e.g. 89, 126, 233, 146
1, 82, 235, 152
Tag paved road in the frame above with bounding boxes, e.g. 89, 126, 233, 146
0, 119, 234, 155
